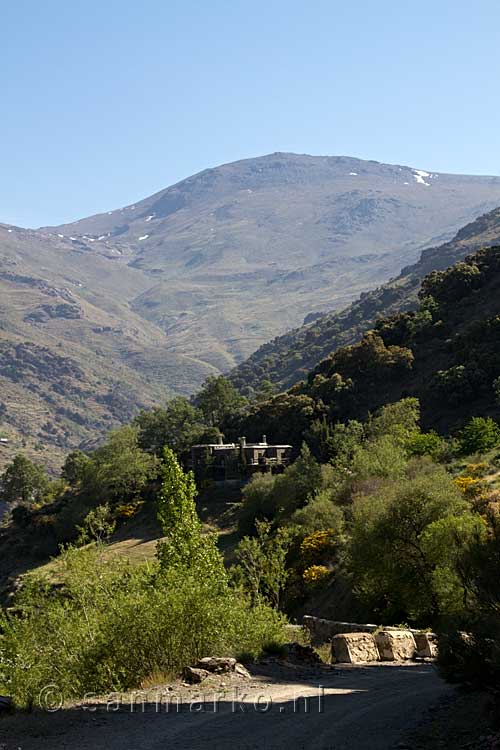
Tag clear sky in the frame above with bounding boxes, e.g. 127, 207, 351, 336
2, 0, 500, 227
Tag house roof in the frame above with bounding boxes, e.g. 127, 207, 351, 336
192, 442, 292, 450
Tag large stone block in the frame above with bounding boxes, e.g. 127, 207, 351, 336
413, 632, 438, 658
332, 633, 380, 664
303, 615, 378, 646
375, 630, 416, 661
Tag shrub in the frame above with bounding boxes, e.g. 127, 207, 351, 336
289, 491, 344, 535
300, 529, 337, 567
459, 417, 500, 455
0, 546, 285, 708
351, 434, 407, 480
406, 430, 445, 459
302, 565, 331, 585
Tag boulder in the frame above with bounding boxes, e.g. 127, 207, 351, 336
375, 630, 416, 661
183, 666, 209, 684
414, 632, 438, 659
332, 633, 380, 664
197, 657, 237, 674
234, 663, 252, 679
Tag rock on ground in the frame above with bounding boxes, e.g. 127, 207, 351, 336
197, 657, 237, 674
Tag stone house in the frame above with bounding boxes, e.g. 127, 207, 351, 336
190, 435, 292, 482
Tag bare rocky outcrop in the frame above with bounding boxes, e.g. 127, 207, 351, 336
375, 630, 416, 661
234, 663, 252, 679
332, 633, 380, 664
183, 658, 251, 683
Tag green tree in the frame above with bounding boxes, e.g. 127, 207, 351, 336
156, 447, 223, 580
134, 397, 213, 456
406, 430, 445, 459
459, 417, 500, 455
351, 434, 407, 480
61, 450, 91, 487
254, 379, 277, 403
0, 454, 49, 505
81, 426, 159, 505
366, 398, 421, 444
348, 461, 468, 622
290, 491, 345, 535
195, 376, 248, 427
234, 521, 293, 609
304, 417, 364, 464
420, 514, 487, 612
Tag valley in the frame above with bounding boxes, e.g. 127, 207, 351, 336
3, 153, 500, 466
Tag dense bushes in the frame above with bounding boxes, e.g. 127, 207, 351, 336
0, 450, 286, 708
438, 514, 500, 691
347, 460, 476, 623
0, 546, 285, 707
459, 416, 500, 455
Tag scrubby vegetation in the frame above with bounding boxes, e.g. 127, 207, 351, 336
0, 450, 285, 707
232, 245, 500, 443
2, 245, 500, 706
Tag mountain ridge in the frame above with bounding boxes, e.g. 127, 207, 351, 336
2, 153, 500, 466
230, 206, 500, 395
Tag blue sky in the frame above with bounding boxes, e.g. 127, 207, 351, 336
2, 0, 500, 227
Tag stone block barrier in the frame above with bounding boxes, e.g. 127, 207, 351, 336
375, 630, 417, 661
303, 615, 378, 646
332, 633, 380, 664
413, 632, 438, 658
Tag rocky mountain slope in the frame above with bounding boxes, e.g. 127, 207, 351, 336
230, 207, 500, 395
45, 153, 500, 372
0, 224, 213, 469
2, 153, 500, 467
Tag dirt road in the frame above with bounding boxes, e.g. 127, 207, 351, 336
0, 663, 454, 750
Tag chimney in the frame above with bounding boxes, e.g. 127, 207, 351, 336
239, 436, 246, 448
262, 434, 267, 445
218, 435, 223, 445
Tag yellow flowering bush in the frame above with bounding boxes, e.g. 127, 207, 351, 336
300, 529, 337, 569
454, 476, 482, 495
464, 462, 489, 478
116, 502, 143, 519
302, 565, 331, 585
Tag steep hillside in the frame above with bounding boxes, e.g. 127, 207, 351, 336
0, 224, 214, 470
233, 245, 500, 445
3, 153, 500, 466
231, 207, 500, 394
45, 153, 500, 372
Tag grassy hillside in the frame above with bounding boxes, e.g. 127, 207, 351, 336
230, 207, 500, 395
